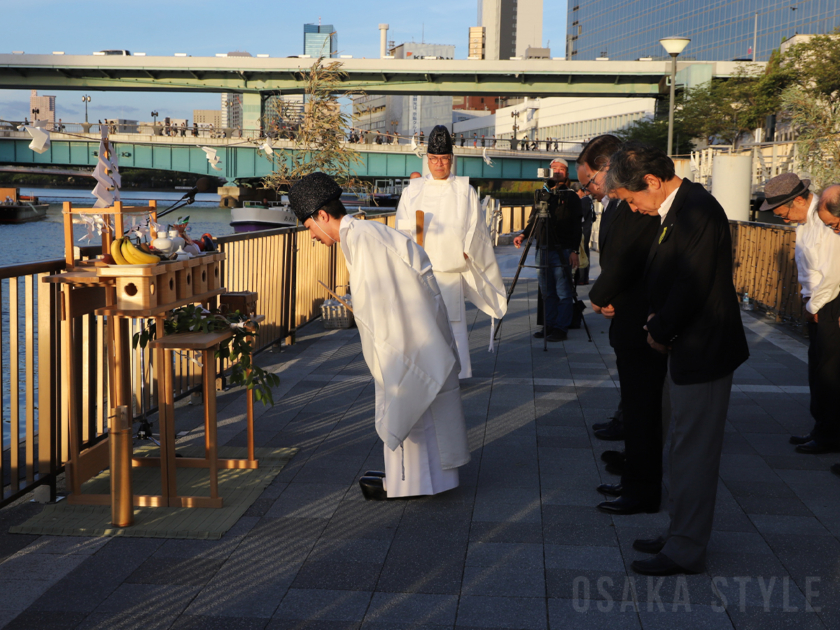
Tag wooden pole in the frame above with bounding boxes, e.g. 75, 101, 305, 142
415, 210, 425, 247
317, 281, 353, 313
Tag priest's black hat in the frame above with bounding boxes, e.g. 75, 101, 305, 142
288, 172, 343, 222
427, 125, 453, 155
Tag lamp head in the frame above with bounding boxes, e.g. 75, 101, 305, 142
659, 37, 690, 56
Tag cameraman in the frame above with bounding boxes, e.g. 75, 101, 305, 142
514, 158, 583, 341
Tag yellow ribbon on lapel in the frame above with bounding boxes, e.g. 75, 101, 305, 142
658, 226, 668, 244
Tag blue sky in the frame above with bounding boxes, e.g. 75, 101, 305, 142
0, 0, 567, 123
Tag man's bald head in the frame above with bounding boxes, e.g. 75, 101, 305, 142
817, 184, 840, 233
409, 172, 422, 179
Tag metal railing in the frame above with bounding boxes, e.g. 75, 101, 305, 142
0, 213, 396, 507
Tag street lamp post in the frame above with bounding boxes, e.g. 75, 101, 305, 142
151, 110, 159, 125
31, 108, 39, 121
82, 95, 91, 122
659, 37, 690, 157
511, 110, 521, 150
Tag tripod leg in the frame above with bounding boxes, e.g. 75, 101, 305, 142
493, 220, 540, 340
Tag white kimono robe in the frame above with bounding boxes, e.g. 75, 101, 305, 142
338, 215, 471, 497
395, 174, 507, 378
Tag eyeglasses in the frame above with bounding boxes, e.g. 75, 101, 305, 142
581, 167, 604, 194
428, 156, 452, 165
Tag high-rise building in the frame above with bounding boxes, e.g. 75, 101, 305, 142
221, 94, 243, 129
468, 26, 486, 59
29, 90, 56, 126
352, 43, 455, 138
478, 0, 543, 60
567, 0, 840, 61
194, 110, 222, 128
303, 23, 337, 58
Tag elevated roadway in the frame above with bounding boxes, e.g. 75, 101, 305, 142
0, 54, 760, 97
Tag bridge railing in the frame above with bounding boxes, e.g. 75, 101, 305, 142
0, 123, 572, 157
0, 212, 396, 508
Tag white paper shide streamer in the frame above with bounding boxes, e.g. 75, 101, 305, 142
199, 146, 223, 171
91, 127, 121, 208
17, 124, 51, 154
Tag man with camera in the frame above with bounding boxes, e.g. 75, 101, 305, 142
513, 158, 583, 342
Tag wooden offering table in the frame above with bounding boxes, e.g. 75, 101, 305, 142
47, 199, 250, 526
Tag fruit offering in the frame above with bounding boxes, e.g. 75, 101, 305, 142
110, 237, 161, 265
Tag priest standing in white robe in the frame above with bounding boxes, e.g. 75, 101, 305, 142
395, 125, 507, 379
288, 172, 471, 501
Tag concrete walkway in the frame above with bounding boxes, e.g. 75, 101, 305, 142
0, 249, 837, 630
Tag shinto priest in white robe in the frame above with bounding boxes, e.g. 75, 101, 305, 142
339, 215, 471, 498
395, 173, 507, 378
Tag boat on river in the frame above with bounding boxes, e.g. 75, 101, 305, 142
230, 199, 298, 233
0, 187, 48, 224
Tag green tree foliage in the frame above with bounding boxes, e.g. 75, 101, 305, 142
616, 117, 694, 155
262, 59, 363, 192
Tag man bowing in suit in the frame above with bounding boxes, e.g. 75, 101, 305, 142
605, 142, 749, 576
579, 135, 667, 515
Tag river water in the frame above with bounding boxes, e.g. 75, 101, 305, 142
1, 188, 236, 449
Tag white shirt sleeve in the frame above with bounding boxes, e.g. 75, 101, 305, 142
807, 224, 840, 314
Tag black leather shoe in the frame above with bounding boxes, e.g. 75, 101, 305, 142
594, 423, 626, 441
364, 470, 385, 478
795, 440, 840, 455
533, 328, 547, 339
832, 463, 840, 478
359, 476, 388, 501
789, 434, 812, 445
605, 463, 625, 476
597, 483, 623, 497
593, 417, 621, 432
546, 330, 568, 342
631, 553, 699, 576
633, 537, 666, 554
596, 496, 659, 515
600, 450, 625, 466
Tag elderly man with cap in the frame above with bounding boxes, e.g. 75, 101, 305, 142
396, 125, 507, 378
513, 157, 583, 341
288, 172, 471, 500
761, 174, 840, 455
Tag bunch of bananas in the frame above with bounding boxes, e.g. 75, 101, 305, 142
111, 237, 161, 265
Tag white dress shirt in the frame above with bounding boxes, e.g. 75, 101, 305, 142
657, 186, 680, 224
795, 194, 840, 314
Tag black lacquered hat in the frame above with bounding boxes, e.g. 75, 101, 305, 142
427, 125, 453, 155
288, 172, 343, 222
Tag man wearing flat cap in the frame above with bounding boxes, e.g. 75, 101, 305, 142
288, 172, 471, 501
760, 173, 840, 455
396, 125, 507, 378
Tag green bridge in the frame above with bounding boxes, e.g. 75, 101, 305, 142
0, 134, 576, 181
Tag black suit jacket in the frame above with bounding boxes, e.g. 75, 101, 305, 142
645, 179, 749, 385
589, 199, 661, 350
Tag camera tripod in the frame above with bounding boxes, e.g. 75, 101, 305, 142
493, 188, 592, 350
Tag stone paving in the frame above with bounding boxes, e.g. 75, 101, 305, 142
0, 248, 838, 630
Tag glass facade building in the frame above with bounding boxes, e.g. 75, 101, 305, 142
303, 24, 337, 58
567, 0, 840, 61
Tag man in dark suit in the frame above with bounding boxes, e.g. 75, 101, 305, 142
579, 135, 666, 515
605, 142, 749, 576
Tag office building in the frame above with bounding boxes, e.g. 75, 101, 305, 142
221, 94, 243, 129
567, 0, 840, 61
194, 110, 221, 128
352, 43, 455, 138
304, 23, 337, 58
478, 0, 543, 60
29, 90, 56, 126
453, 96, 655, 149
469, 26, 486, 59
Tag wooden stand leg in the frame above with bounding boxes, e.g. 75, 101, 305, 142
203, 349, 219, 501
158, 326, 177, 501
247, 350, 255, 463
109, 405, 134, 527
62, 287, 82, 495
